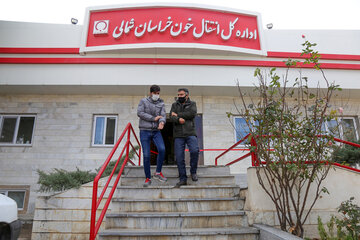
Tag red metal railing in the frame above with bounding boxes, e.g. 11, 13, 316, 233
331, 137, 360, 172
215, 133, 256, 166
215, 134, 360, 173
150, 148, 252, 155
89, 123, 141, 240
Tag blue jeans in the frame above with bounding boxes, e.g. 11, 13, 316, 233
140, 130, 165, 179
174, 136, 199, 182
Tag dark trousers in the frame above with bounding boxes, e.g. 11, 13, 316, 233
174, 136, 199, 182
140, 130, 165, 179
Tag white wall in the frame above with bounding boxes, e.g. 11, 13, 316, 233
0, 21, 82, 48
1, 64, 360, 96
265, 30, 360, 55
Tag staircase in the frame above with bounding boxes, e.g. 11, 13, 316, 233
99, 165, 259, 240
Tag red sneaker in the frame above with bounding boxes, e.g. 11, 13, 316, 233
143, 178, 151, 187
153, 172, 167, 182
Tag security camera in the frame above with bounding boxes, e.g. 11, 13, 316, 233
266, 23, 273, 29
71, 18, 78, 25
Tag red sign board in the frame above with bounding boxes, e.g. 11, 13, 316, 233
83, 5, 263, 54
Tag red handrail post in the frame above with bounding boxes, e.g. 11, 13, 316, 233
129, 125, 142, 166
89, 180, 98, 240
250, 137, 254, 167
250, 136, 259, 166
138, 150, 141, 166
126, 127, 131, 166
137, 129, 141, 165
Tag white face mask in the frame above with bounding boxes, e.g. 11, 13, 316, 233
151, 94, 160, 101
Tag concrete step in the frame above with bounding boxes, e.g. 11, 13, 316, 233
122, 165, 230, 177
99, 227, 259, 240
120, 174, 235, 186
106, 211, 247, 229
111, 197, 244, 212
114, 185, 241, 199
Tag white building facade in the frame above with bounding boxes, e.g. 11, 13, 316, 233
1, 3, 360, 220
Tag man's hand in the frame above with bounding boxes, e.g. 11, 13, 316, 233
158, 122, 164, 130
171, 112, 178, 117
179, 118, 185, 124
154, 116, 162, 121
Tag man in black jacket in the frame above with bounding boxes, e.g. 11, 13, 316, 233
170, 88, 199, 187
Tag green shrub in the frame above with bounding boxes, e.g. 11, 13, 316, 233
37, 146, 139, 192
37, 168, 96, 192
317, 197, 360, 240
332, 139, 360, 166
337, 197, 360, 239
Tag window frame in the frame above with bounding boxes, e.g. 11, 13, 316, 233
91, 115, 118, 147
0, 190, 26, 210
321, 116, 359, 141
233, 116, 255, 146
0, 114, 36, 146
0, 185, 30, 213
339, 116, 359, 141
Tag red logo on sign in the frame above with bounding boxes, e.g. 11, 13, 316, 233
93, 20, 109, 35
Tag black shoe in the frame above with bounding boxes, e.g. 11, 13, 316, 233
175, 180, 187, 188
191, 173, 198, 182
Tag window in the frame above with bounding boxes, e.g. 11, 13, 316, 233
0, 115, 36, 146
234, 117, 258, 144
340, 117, 358, 141
322, 117, 359, 141
0, 185, 30, 213
0, 190, 26, 210
92, 115, 117, 146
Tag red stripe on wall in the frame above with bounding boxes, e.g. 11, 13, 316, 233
0, 57, 360, 70
1, 47, 360, 62
0, 48, 80, 54
267, 51, 360, 61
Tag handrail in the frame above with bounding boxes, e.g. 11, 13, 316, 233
333, 137, 360, 148
215, 133, 250, 166
215, 134, 360, 173
332, 137, 360, 173
89, 123, 141, 240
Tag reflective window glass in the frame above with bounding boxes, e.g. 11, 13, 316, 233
8, 191, 25, 209
0, 117, 17, 143
93, 115, 117, 146
16, 117, 35, 144
94, 117, 105, 144
105, 117, 116, 145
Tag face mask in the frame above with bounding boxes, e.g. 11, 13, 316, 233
151, 94, 160, 101
178, 96, 186, 103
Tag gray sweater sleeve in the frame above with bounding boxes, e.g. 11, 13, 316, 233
159, 103, 166, 124
137, 99, 155, 122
